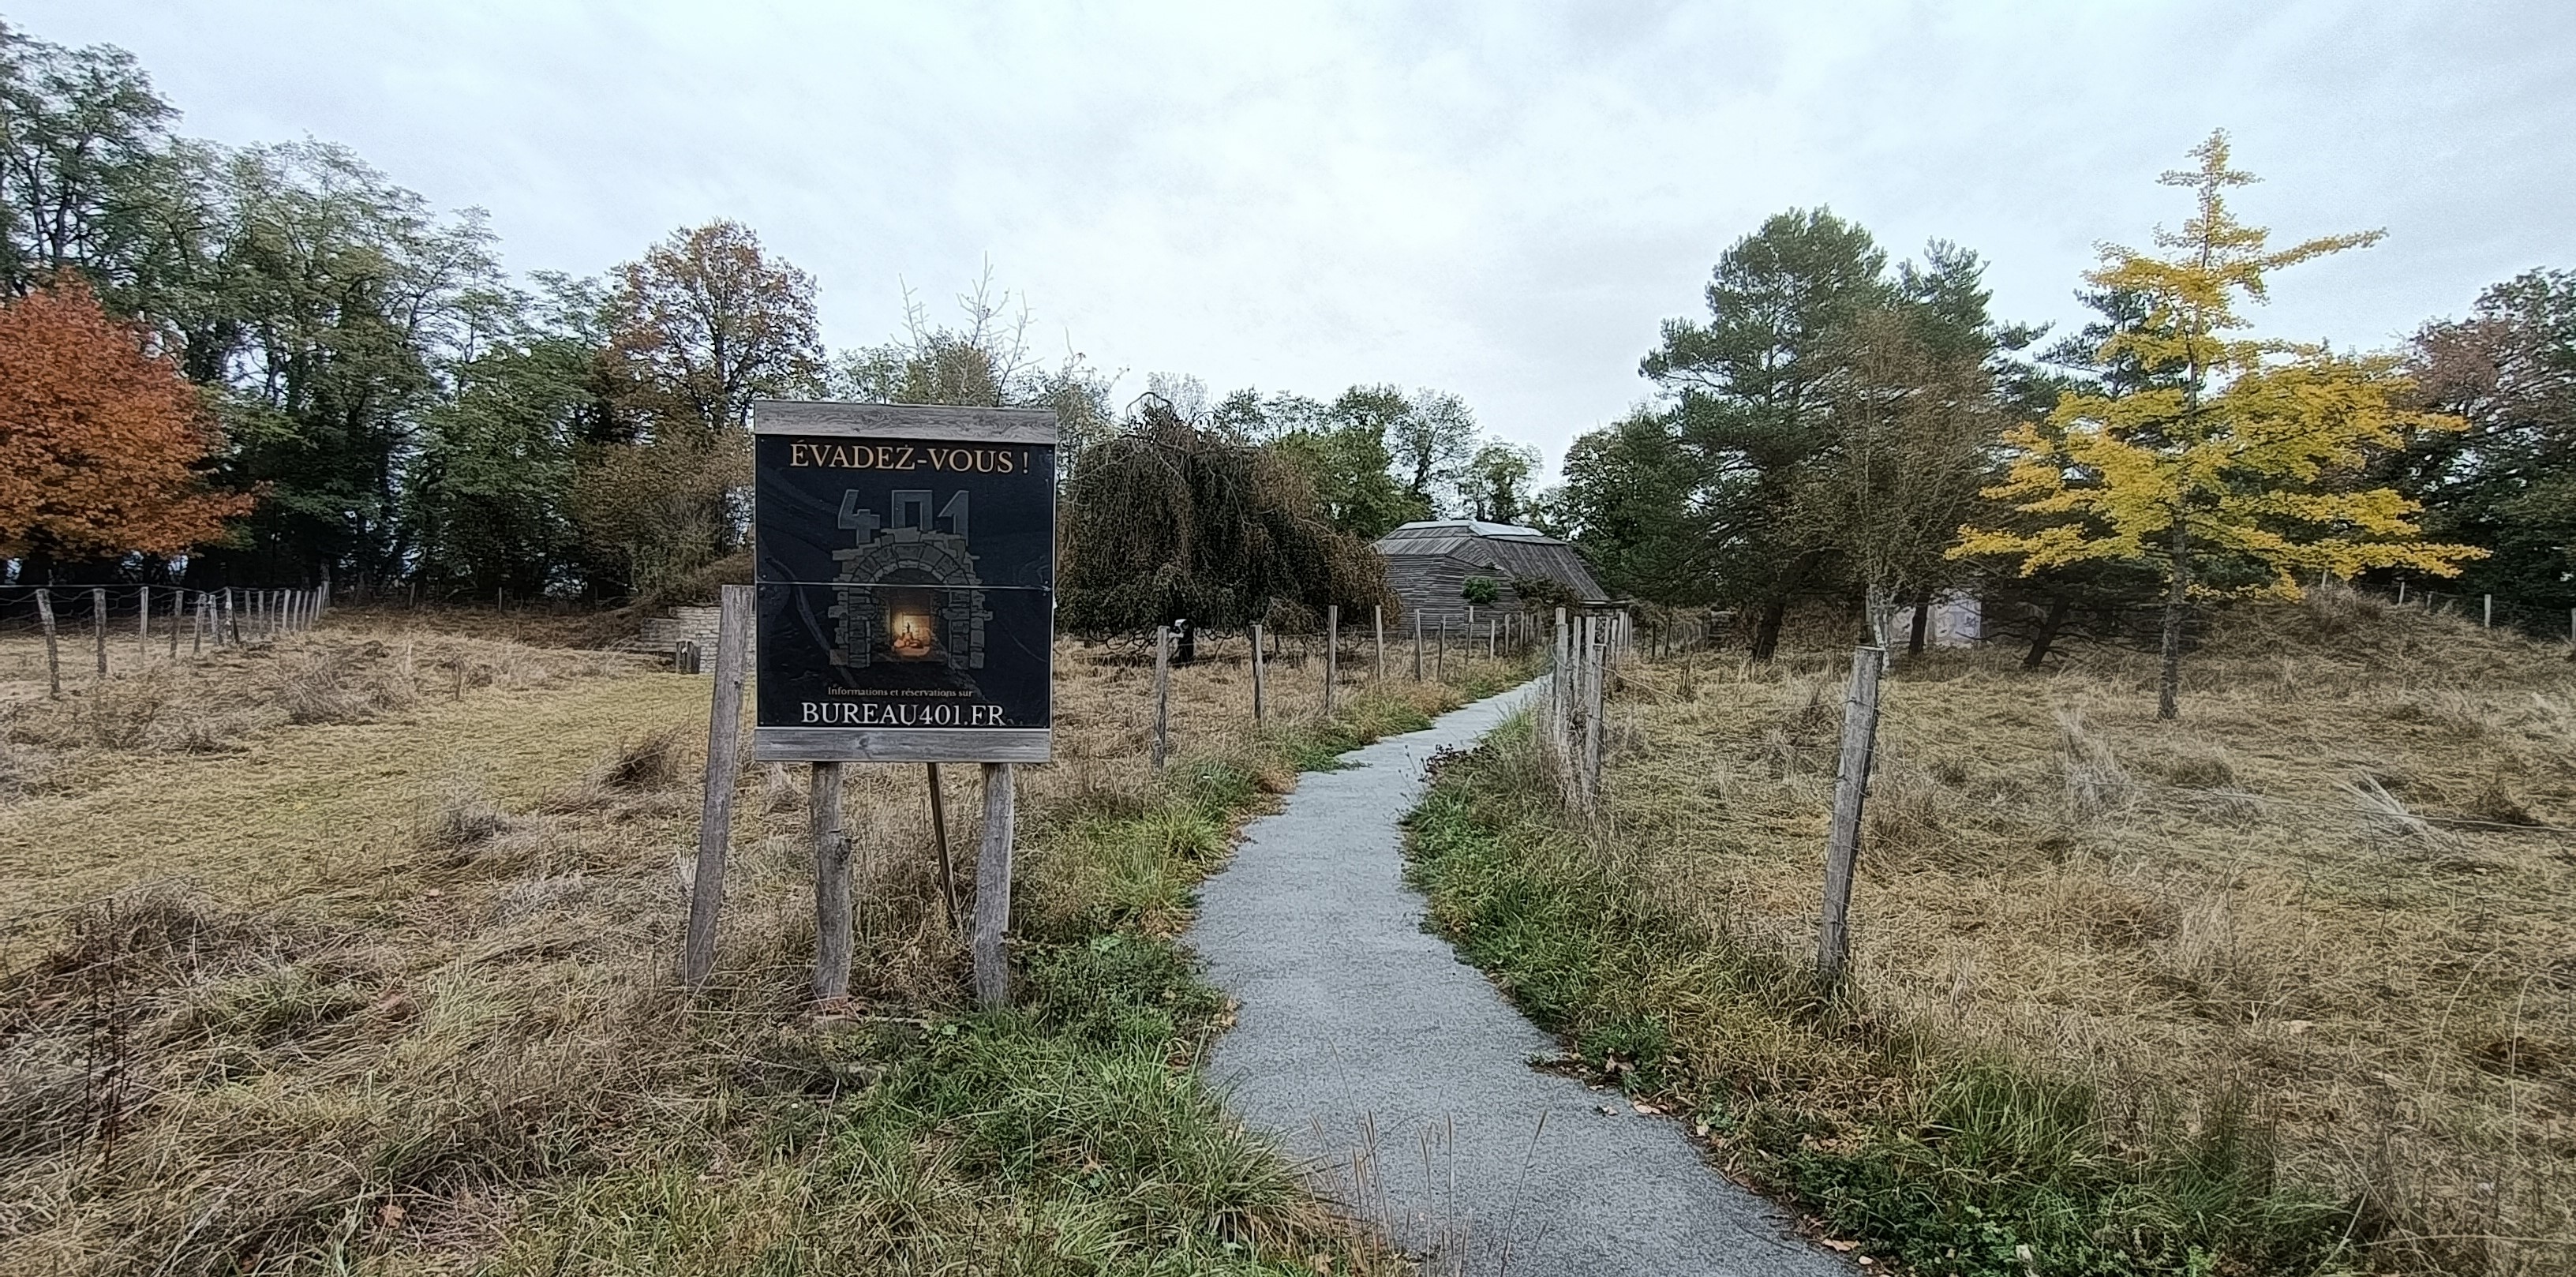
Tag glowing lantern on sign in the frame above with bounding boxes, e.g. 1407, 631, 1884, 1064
890, 609, 934, 657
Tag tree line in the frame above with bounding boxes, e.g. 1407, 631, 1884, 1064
0, 20, 1532, 624
1544, 132, 2561, 711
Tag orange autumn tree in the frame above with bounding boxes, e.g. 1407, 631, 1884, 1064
0, 276, 253, 560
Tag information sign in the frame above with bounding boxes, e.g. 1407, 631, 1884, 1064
750, 400, 1056, 762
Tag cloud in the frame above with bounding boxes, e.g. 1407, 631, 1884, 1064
28, 0, 2574, 477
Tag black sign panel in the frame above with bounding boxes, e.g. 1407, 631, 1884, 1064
750, 401, 1056, 762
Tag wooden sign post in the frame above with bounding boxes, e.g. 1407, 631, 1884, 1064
740, 400, 1057, 1008
681, 583, 753, 988
973, 761, 1017, 1006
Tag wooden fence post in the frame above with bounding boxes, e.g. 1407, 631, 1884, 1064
1324, 605, 1339, 714
1818, 645, 1886, 982
972, 762, 1017, 1006
1152, 624, 1171, 774
811, 761, 852, 1001
167, 588, 180, 659
2484, 594, 2493, 629
1552, 608, 1571, 796
1487, 615, 1496, 661
1373, 605, 1384, 682
1582, 616, 1603, 803
137, 586, 150, 662
683, 583, 752, 989
90, 587, 107, 676
927, 763, 963, 933
1250, 623, 1266, 723
1436, 614, 1446, 680
36, 590, 60, 698
1413, 610, 1424, 681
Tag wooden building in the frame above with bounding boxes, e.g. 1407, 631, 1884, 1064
1372, 519, 1609, 619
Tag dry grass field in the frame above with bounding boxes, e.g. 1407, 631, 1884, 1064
0, 610, 1531, 1275
1409, 589, 2574, 1276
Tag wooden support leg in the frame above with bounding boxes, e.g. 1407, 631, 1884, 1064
972, 762, 1017, 1007
811, 761, 852, 1002
682, 583, 751, 988
927, 762, 963, 934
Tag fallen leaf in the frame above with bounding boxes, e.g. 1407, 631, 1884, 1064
1631, 1101, 1660, 1115
1820, 1238, 1856, 1253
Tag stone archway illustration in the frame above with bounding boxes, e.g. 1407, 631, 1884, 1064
829, 524, 991, 670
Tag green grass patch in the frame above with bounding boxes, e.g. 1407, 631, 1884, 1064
494, 681, 1513, 1275
1402, 722, 2353, 1276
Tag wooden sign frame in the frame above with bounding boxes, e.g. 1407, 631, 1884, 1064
750, 399, 1057, 764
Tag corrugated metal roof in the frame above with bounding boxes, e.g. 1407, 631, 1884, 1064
1381, 519, 1558, 541
1370, 521, 1608, 603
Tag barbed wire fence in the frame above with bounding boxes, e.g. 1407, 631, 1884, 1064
2384, 580, 2576, 645
0, 584, 328, 696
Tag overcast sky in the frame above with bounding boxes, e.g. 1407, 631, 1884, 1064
21, 1, 2574, 477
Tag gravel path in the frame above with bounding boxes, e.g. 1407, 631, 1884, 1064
1192, 683, 1847, 1276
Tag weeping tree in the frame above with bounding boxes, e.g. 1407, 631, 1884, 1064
1058, 395, 1392, 638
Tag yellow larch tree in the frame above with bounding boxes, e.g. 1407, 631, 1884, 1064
1955, 131, 2481, 719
